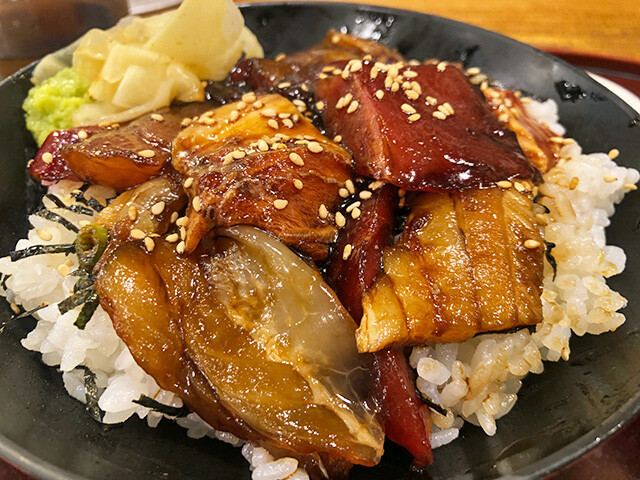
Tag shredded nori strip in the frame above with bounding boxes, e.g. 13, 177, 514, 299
72, 272, 96, 293
544, 240, 558, 280
0, 273, 9, 290
71, 190, 104, 212
133, 395, 190, 418
418, 392, 448, 416
58, 287, 95, 315
44, 193, 94, 216
34, 209, 79, 233
10, 243, 75, 261
74, 290, 99, 330
79, 366, 104, 423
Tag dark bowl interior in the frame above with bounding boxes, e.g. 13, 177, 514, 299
1, 2, 639, 479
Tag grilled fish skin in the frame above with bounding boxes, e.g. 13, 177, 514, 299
357, 186, 543, 352
172, 93, 354, 260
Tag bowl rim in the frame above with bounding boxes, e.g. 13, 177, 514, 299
1, 2, 639, 479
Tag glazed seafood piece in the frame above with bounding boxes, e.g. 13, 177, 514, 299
483, 86, 562, 173
230, 30, 402, 94
29, 101, 217, 191
314, 61, 541, 191
172, 93, 354, 260
95, 225, 384, 479
357, 185, 544, 352
325, 184, 434, 466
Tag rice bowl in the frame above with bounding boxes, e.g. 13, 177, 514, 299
0, 4, 639, 480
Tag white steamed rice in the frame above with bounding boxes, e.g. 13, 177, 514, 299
0, 97, 637, 479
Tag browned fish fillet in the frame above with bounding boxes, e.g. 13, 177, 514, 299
483, 87, 562, 173
172, 93, 354, 260
59, 102, 214, 191
356, 185, 543, 352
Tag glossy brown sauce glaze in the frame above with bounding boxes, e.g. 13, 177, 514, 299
315, 61, 541, 191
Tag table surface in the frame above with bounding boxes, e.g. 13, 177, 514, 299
1, 1, 639, 479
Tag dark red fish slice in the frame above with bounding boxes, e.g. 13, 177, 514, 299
315, 62, 541, 191
325, 184, 433, 467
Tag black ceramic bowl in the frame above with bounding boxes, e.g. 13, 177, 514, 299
1, 3, 639, 479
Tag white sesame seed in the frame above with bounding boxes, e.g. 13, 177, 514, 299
151, 201, 166, 215
144, 236, 155, 252
433, 111, 447, 120
151, 113, 165, 122
405, 90, 419, 100
232, 150, 246, 159
375, 90, 384, 100
181, 118, 192, 127
131, 229, 146, 240
261, 108, 276, 118
184, 177, 194, 188
229, 110, 240, 122
278, 82, 291, 88
282, 118, 294, 128
193, 196, 202, 212
253, 100, 264, 109
437, 61, 447, 72
319, 204, 329, 219
57, 264, 71, 277
335, 212, 346, 227
289, 152, 304, 166
604, 175, 618, 183
273, 199, 288, 209
391, 82, 400, 93
369, 180, 383, 190
404, 70, 418, 78
608, 149, 620, 159
351, 207, 361, 219
9, 303, 20, 314
624, 183, 638, 190
222, 153, 234, 165
339, 188, 350, 198
77, 129, 88, 139
307, 142, 323, 153
137, 149, 155, 158
166, 233, 179, 243
293, 179, 303, 190
442, 102, 455, 115
524, 239, 541, 249
176, 241, 186, 254
497, 180, 513, 189
514, 182, 526, 192
401, 103, 416, 114
315, 101, 325, 110
170, 211, 179, 223
345, 179, 356, 194
42, 152, 53, 164
346, 100, 359, 114
359, 190, 373, 200
342, 244, 353, 260
257, 139, 269, 151
408, 113, 421, 122
36, 229, 52, 241
426, 96, 437, 105
318, 73, 328, 79
267, 119, 279, 129
333, 135, 343, 143
466, 67, 481, 75
346, 201, 361, 212
242, 92, 257, 103
180, 227, 186, 240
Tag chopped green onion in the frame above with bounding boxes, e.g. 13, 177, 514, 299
74, 224, 108, 270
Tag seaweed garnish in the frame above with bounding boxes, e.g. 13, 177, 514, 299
34, 209, 79, 233
72, 184, 105, 212
58, 287, 96, 316
74, 290, 99, 330
78, 366, 104, 423
418, 391, 448, 417
544, 240, 558, 280
133, 395, 190, 418
10, 243, 75, 261
44, 193, 94, 216
1, 302, 49, 333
